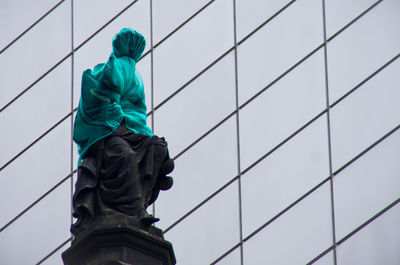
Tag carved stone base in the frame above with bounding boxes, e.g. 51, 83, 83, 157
62, 215, 176, 265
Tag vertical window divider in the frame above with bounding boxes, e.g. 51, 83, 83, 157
321, 0, 338, 264
232, 0, 244, 264
69, 0, 75, 231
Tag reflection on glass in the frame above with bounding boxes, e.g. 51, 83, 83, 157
243, 183, 332, 265
333, 129, 400, 240
237, 0, 323, 104
153, 0, 233, 105
164, 182, 240, 265
0, 180, 70, 265
337, 203, 400, 265
157, 117, 237, 230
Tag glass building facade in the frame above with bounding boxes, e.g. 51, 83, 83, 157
1, 0, 399, 264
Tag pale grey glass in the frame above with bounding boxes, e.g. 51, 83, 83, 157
243, 183, 332, 265
157, 117, 237, 229
312, 250, 334, 265
72, 0, 149, 49
0, 120, 70, 228
241, 115, 329, 236
164, 182, 240, 265
0, 180, 70, 265
72, 0, 150, 107
325, 0, 382, 37
215, 247, 241, 265
0, 59, 70, 167
330, 58, 400, 171
153, 0, 210, 43
239, 49, 326, 170
327, 0, 400, 103
0, 0, 58, 48
236, 0, 290, 40
333, 129, 400, 240
154, 51, 235, 156
237, 0, 323, 104
0, 2, 70, 108
153, 0, 233, 105
337, 204, 400, 265
41, 243, 70, 265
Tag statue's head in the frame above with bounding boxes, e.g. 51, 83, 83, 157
112, 28, 146, 61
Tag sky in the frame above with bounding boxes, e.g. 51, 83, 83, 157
0, 0, 400, 264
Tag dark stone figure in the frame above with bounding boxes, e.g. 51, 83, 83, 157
71, 121, 174, 235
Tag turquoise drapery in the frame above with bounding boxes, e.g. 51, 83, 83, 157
73, 28, 153, 163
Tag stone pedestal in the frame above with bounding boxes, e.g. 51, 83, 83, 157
62, 215, 175, 265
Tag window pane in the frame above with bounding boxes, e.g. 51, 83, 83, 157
327, 0, 400, 103
237, 0, 323, 104
241, 115, 329, 236
41, 241, 70, 265
330, 58, 400, 170
153, 0, 210, 43
157, 117, 237, 229
0, 120, 70, 228
0, 2, 70, 109
154, 51, 236, 156
153, 0, 233, 105
0, 0, 59, 48
215, 247, 241, 265
325, 0, 380, 37
239, 49, 326, 169
243, 182, 333, 265
73, 0, 149, 50
164, 182, 240, 265
312, 250, 335, 265
337, 203, 400, 265
0, 180, 70, 265
0, 59, 71, 167
236, 0, 291, 40
333, 129, 400, 240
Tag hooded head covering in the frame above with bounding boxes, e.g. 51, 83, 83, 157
112, 28, 146, 61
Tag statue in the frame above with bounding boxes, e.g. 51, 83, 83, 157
70, 28, 174, 236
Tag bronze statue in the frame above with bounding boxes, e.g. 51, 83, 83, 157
71, 28, 174, 235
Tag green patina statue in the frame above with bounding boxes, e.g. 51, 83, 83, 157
71, 28, 174, 235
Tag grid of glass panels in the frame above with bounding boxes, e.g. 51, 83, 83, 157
1, 0, 399, 264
